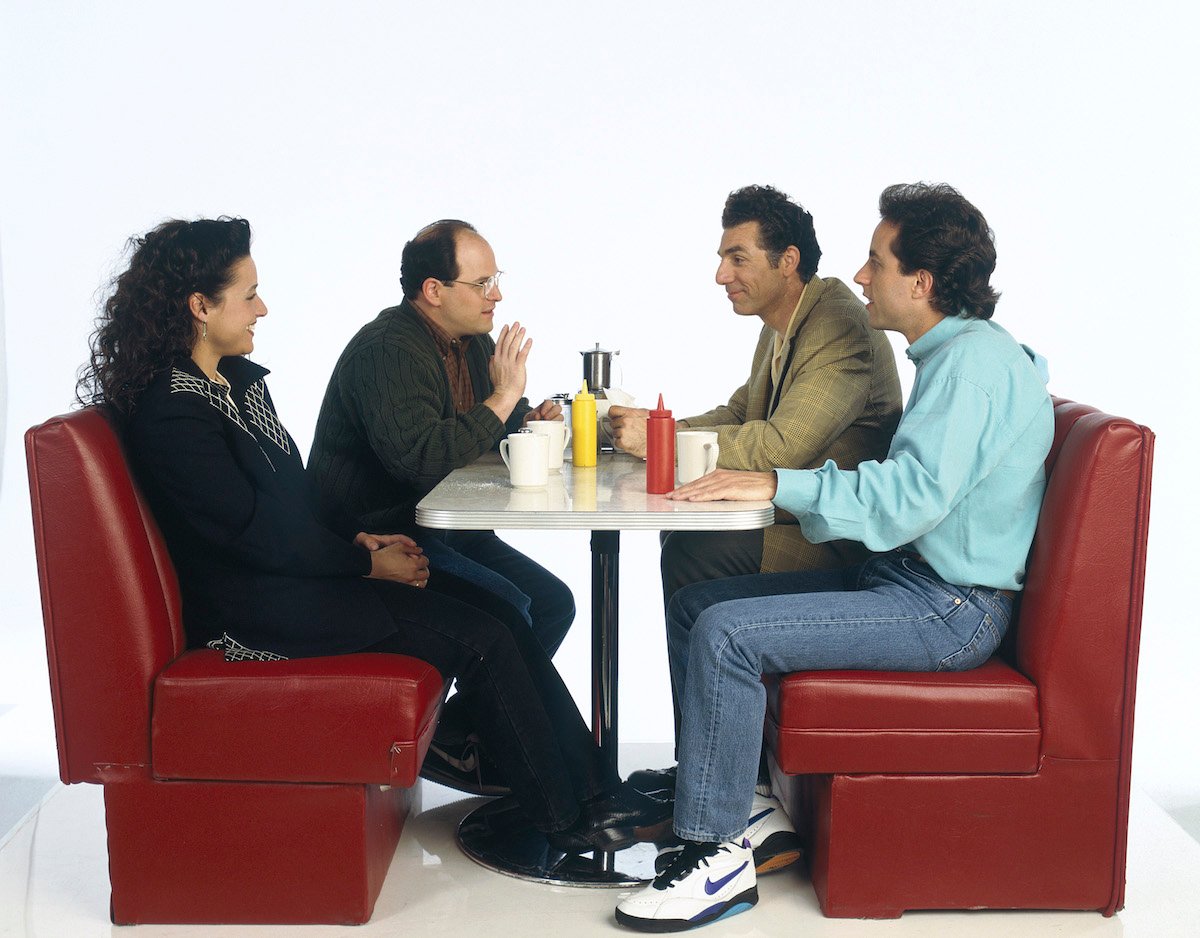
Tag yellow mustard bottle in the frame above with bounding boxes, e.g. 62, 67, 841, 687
571, 380, 597, 467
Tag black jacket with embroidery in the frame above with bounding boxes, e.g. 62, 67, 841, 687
125, 356, 397, 658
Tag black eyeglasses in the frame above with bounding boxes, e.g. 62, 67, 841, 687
443, 271, 504, 298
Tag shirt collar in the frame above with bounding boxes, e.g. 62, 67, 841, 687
412, 303, 472, 356
906, 314, 972, 363
776, 276, 821, 340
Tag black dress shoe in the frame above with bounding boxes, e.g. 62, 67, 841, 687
626, 764, 677, 796
420, 737, 511, 796
548, 783, 674, 854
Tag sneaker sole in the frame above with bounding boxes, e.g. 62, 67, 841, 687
752, 831, 803, 874
614, 886, 758, 932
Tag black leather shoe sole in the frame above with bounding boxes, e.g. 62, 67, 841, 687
549, 786, 675, 855
550, 814, 674, 854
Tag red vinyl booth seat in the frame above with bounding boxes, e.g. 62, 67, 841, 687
26, 408, 446, 925
765, 397, 1153, 918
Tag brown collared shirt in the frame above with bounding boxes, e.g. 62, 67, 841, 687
415, 308, 476, 413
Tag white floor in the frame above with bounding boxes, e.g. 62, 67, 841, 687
2, 743, 1200, 938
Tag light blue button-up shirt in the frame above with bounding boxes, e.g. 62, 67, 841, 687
773, 315, 1053, 590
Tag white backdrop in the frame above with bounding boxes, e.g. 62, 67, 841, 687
1, 1, 1197, 828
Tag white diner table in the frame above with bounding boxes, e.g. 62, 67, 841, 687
416, 451, 773, 886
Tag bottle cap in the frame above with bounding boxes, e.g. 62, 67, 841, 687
576, 379, 595, 401
650, 393, 671, 418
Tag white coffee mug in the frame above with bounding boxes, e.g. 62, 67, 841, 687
677, 430, 720, 484
526, 419, 572, 470
499, 430, 550, 488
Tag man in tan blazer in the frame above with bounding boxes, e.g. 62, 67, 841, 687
612, 184, 902, 595
611, 184, 902, 774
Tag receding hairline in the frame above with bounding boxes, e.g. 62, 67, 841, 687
410, 218, 478, 244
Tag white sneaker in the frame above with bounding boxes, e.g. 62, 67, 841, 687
654, 794, 802, 876
616, 839, 757, 932
742, 793, 802, 873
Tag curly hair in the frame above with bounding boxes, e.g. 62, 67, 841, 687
399, 219, 478, 300
878, 183, 1000, 320
721, 185, 821, 281
77, 217, 252, 414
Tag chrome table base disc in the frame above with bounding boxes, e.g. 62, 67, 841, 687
456, 798, 662, 887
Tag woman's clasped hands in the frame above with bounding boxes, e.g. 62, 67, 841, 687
357, 532, 430, 588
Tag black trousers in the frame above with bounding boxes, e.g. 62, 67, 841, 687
364, 572, 616, 832
659, 529, 765, 607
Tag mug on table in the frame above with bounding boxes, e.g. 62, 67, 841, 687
526, 419, 571, 471
500, 430, 550, 488
676, 430, 719, 485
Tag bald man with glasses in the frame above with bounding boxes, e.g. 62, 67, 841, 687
310, 219, 573, 795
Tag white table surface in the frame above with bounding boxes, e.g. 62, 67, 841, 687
415, 452, 775, 531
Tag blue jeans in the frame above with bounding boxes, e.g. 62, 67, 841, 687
418, 529, 575, 656
669, 553, 1013, 842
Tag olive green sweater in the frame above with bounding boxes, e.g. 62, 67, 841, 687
309, 300, 529, 531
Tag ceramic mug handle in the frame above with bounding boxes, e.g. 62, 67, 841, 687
704, 442, 719, 475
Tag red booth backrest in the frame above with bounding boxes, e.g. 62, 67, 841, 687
1017, 398, 1153, 762
26, 408, 186, 784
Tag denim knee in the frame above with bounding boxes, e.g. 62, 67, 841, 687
688, 608, 745, 676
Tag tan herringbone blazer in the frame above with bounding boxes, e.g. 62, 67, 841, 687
681, 275, 902, 573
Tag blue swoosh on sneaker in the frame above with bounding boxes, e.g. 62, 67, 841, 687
705, 860, 749, 895
746, 807, 773, 826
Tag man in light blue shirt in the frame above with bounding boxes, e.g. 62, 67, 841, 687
616, 183, 1053, 932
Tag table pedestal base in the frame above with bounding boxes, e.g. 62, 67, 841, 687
416, 455, 773, 887
456, 798, 662, 886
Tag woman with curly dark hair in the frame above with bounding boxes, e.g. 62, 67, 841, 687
77, 217, 669, 855
79, 218, 254, 415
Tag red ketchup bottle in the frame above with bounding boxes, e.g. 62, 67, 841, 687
646, 393, 676, 494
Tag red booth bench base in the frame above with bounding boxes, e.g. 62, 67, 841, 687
771, 756, 1123, 919
104, 775, 410, 925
